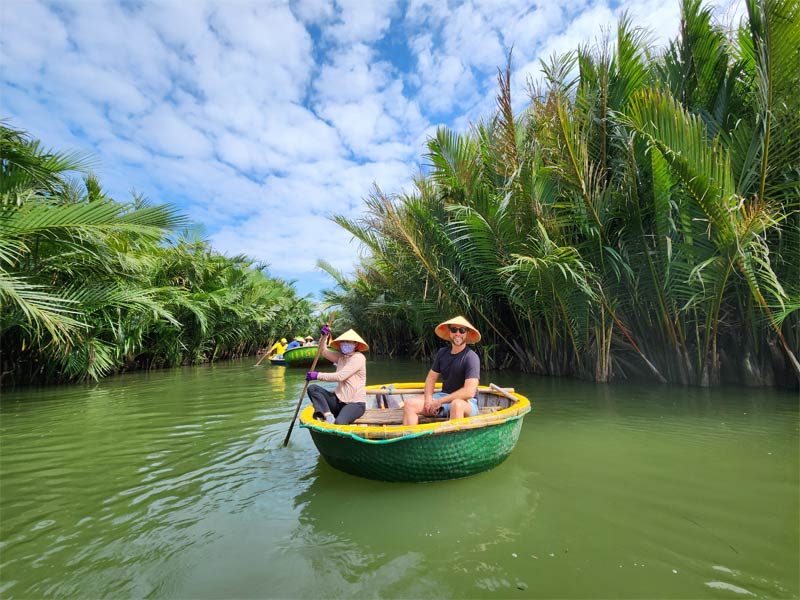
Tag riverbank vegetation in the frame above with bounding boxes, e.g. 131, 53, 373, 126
323, 0, 799, 387
0, 123, 314, 386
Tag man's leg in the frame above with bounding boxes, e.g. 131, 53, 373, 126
450, 398, 468, 419
402, 395, 425, 426
449, 397, 478, 419
336, 402, 366, 425
308, 384, 337, 422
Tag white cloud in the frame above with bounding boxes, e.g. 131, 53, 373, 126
138, 107, 213, 159
443, 3, 505, 69
0, 1, 69, 82
208, 152, 414, 279
291, 0, 336, 26
409, 33, 479, 115
211, 211, 358, 276
495, 3, 567, 57
315, 44, 392, 103
542, 2, 616, 58
325, 0, 399, 44
322, 100, 386, 148
243, 103, 343, 165
99, 137, 151, 166
405, 0, 450, 29
56, 62, 151, 115
0, 0, 746, 297
314, 44, 423, 161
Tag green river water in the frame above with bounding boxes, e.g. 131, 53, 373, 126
0, 358, 797, 599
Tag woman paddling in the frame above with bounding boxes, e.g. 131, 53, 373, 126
305, 327, 369, 425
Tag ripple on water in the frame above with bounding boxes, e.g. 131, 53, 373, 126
705, 581, 755, 596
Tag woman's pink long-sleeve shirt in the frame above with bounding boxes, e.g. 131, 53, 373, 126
316, 348, 367, 403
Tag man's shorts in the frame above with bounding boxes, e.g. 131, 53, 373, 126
432, 391, 479, 418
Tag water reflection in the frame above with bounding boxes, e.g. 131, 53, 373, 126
291, 456, 540, 597
261, 363, 287, 397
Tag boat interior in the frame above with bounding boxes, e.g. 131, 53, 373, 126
356, 387, 515, 426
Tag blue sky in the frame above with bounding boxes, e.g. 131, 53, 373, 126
1, 0, 743, 298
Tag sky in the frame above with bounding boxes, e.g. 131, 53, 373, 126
1, 0, 744, 298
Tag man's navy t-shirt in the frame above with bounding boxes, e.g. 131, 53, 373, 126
431, 347, 480, 394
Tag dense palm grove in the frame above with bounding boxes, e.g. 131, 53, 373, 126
1, 123, 315, 386
323, 0, 799, 387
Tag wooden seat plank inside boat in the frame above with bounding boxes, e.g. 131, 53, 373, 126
354, 406, 501, 426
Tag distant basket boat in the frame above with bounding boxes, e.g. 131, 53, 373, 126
283, 345, 330, 367
269, 356, 286, 366
299, 382, 531, 482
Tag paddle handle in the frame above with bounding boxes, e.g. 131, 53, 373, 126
489, 383, 519, 404
282, 319, 332, 447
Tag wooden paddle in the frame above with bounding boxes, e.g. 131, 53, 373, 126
489, 383, 520, 404
254, 339, 274, 367
282, 317, 333, 447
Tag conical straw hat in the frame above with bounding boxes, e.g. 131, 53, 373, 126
331, 329, 369, 352
434, 316, 481, 344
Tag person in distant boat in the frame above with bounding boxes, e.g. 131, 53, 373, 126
267, 337, 288, 357
285, 337, 304, 351
306, 327, 368, 425
403, 316, 481, 426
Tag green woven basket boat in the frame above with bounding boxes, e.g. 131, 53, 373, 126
283, 346, 329, 367
299, 382, 531, 482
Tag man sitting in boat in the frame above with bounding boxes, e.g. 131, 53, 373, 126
303, 335, 316, 346
403, 316, 481, 425
267, 337, 288, 358
305, 327, 369, 425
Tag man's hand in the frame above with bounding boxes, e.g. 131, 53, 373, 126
422, 396, 440, 416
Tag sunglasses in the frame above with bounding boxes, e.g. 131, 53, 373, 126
449, 327, 467, 334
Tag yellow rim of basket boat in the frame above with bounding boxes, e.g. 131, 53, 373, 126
299, 382, 531, 441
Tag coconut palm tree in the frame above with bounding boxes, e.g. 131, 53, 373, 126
324, 0, 799, 388
1, 123, 315, 385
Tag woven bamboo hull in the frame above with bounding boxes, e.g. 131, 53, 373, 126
299, 382, 531, 482
309, 418, 524, 482
283, 346, 326, 367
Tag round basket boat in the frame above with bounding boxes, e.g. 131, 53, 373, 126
299, 382, 531, 482
269, 356, 287, 366
283, 346, 330, 367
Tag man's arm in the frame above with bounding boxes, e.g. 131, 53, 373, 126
421, 369, 440, 414
430, 378, 479, 410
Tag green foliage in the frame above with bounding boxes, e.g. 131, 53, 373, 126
0, 123, 315, 386
324, 0, 799, 387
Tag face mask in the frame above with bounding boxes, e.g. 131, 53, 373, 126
339, 342, 356, 354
